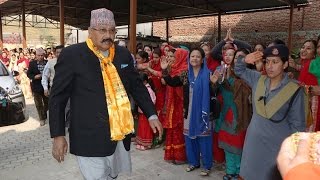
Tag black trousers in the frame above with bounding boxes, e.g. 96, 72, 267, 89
33, 92, 48, 120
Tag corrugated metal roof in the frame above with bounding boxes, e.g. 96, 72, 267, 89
0, 0, 309, 29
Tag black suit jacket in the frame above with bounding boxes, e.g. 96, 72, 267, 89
49, 43, 157, 157
27, 60, 47, 93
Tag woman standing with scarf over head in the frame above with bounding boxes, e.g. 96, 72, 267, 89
147, 48, 168, 148
162, 48, 214, 175
147, 48, 166, 125
211, 48, 250, 180
161, 48, 188, 164
138, 49, 167, 149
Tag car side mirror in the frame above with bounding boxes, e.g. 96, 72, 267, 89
12, 70, 19, 77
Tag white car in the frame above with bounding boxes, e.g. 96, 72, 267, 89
0, 61, 26, 126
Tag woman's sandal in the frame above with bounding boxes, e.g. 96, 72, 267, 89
173, 160, 186, 165
223, 174, 233, 180
136, 145, 145, 151
136, 145, 141, 150
186, 165, 200, 172
200, 169, 210, 176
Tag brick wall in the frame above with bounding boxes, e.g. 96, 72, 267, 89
153, 0, 320, 50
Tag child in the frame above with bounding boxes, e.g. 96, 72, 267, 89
136, 51, 150, 73
136, 73, 157, 150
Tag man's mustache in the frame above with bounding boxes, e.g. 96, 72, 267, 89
101, 38, 113, 43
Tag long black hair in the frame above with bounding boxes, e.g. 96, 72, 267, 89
137, 51, 149, 62
139, 73, 155, 92
189, 47, 205, 59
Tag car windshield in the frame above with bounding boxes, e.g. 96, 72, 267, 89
0, 62, 9, 76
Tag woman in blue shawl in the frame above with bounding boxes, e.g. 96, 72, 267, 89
161, 47, 214, 176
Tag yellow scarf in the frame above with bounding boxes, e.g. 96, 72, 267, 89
86, 39, 134, 141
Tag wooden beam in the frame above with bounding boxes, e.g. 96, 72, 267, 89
129, 0, 137, 54
127, 16, 130, 40
59, 0, 65, 45
288, 5, 294, 52
22, 0, 27, 48
0, 11, 3, 50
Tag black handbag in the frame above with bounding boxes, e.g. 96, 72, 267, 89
210, 91, 221, 121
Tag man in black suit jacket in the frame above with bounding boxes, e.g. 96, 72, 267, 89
27, 48, 48, 126
49, 8, 162, 179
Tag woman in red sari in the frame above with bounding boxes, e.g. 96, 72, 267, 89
146, 48, 166, 147
289, 40, 319, 131
147, 48, 166, 123
161, 48, 188, 164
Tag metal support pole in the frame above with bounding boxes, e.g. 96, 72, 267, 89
22, 0, 27, 48
217, 12, 222, 42
59, 0, 65, 45
166, 18, 169, 43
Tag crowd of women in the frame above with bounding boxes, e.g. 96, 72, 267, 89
0, 47, 56, 99
1, 30, 319, 179
123, 29, 320, 180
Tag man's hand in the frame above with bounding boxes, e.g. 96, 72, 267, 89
245, 51, 264, 65
52, 136, 68, 163
44, 90, 49, 97
149, 119, 163, 140
277, 134, 311, 178
34, 74, 42, 79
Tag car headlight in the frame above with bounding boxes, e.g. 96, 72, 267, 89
8, 84, 22, 95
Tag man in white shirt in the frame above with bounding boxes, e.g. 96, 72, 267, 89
41, 45, 64, 97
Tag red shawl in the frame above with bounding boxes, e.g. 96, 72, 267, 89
170, 48, 188, 76
206, 56, 220, 71
161, 45, 174, 57
17, 58, 30, 68
149, 59, 165, 113
298, 59, 318, 86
